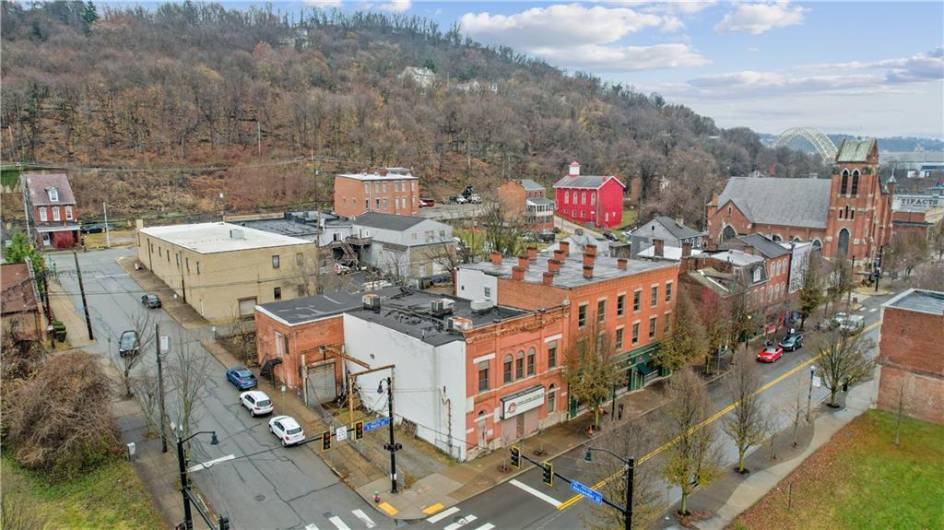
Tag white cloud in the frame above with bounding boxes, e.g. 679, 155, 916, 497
378, 0, 411, 13
459, 3, 704, 72
715, 1, 806, 35
305, 0, 343, 7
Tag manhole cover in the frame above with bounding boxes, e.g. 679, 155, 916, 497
255, 494, 266, 502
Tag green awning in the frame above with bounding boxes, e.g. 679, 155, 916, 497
636, 363, 654, 376
613, 342, 661, 364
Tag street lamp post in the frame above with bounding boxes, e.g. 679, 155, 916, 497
584, 447, 635, 530
175, 430, 219, 530
806, 365, 816, 423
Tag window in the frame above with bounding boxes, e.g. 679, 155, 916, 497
503, 355, 513, 384
38, 207, 48, 222
158, 246, 162, 257
272, 255, 280, 269
185, 257, 190, 273
52, 207, 61, 221
364, 183, 370, 194
597, 299, 606, 323
376, 198, 381, 208
590, 193, 596, 205
664, 313, 671, 334
196, 262, 200, 275
527, 348, 536, 376
47, 187, 59, 202
581, 192, 586, 205
484, 287, 492, 299
633, 290, 641, 312
578, 303, 587, 328
615, 327, 624, 350
650, 285, 658, 307
649, 317, 657, 338
563, 193, 568, 205
65, 206, 73, 220
176, 253, 180, 266
752, 267, 762, 283
296, 253, 303, 267
547, 384, 557, 413
617, 294, 625, 316
478, 361, 490, 392
840, 170, 849, 195
548, 342, 557, 368
665, 282, 673, 303
851, 171, 860, 196
274, 287, 282, 300
365, 199, 369, 209
515, 351, 525, 380
439, 230, 446, 239
382, 198, 388, 210
632, 323, 640, 344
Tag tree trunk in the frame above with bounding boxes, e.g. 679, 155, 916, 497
679, 491, 688, 516
829, 387, 838, 407
738, 449, 746, 473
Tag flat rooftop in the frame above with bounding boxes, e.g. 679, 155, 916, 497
886, 289, 944, 315
139, 222, 313, 254
462, 253, 676, 289
257, 286, 401, 325
338, 171, 417, 181
350, 289, 526, 346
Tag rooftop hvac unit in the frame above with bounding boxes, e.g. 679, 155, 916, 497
362, 293, 381, 311
431, 298, 455, 317
470, 299, 494, 313
448, 316, 473, 332
229, 228, 245, 240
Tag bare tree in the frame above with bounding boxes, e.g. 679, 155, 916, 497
798, 251, 825, 330
884, 231, 930, 277
121, 310, 156, 398
131, 370, 162, 436
825, 257, 854, 315
662, 368, 722, 516
722, 350, 768, 473
481, 202, 525, 257
169, 338, 210, 440
784, 376, 808, 447
815, 331, 875, 408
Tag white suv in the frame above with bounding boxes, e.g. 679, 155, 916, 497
240, 391, 273, 417
269, 415, 305, 447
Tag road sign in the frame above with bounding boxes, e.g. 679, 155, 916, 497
813, 376, 822, 388
160, 336, 170, 354
570, 480, 603, 505
336, 426, 348, 442
364, 417, 390, 433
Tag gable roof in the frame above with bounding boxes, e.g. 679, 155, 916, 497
353, 212, 427, 231
651, 216, 704, 240
835, 138, 877, 163
1, 263, 38, 315
24, 173, 76, 206
519, 179, 544, 191
553, 174, 625, 190
728, 234, 790, 259
716, 177, 831, 229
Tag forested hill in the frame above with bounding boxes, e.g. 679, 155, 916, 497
0, 1, 826, 225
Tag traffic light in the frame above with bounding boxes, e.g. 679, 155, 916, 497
542, 462, 554, 486
354, 421, 364, 441
510, 446, 521, 468
322, 431, 331, 451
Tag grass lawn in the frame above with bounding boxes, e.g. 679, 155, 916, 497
616, 208, 637, 231
733, 409, 944, 530
2, 455, 163, 529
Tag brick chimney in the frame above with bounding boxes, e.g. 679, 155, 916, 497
512, 265, 525, 281
653, 239, 664, 257
583, 253, 596, 268
543, 271, 554, 286
554, 249, 565, 262
585, 243, 597, 258
583, 265, 593, 279
526, 246, 538, 262
617, 258, 627, 270
490, 251, 502, 266
518, 255, 529, 269
548, 258, 561, 274
682, 241, 692, 258
559, 241, 570, 256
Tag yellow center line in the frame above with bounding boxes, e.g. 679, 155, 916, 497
557, 320, 879, 511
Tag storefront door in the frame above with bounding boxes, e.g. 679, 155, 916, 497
516, 414, 525, 438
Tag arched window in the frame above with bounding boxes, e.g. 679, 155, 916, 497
547, 384, 557, 413
503, 354, 513, 384
840, 169, 849, 195
722, 225, 737, 242
515, 351, 525, 380
851, 170, 860, 196
772, 234, 782, 242
527, 347, 536, 376
812, 239, 823, 251
792, 236, 801, 243
838, 228, 850, 257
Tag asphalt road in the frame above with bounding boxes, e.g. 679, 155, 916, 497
412, 291, 892, 530
49, 249, 382, 530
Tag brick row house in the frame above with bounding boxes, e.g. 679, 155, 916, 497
1, 262, 45, 341
22, 173, 80, 249
554, 162, 626, 229
333, 168, 419, 218
496, 179, 555, 233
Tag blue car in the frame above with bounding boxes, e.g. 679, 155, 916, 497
226, 366, 257, 390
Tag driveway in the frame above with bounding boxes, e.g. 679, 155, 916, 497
49, 249, 385, 530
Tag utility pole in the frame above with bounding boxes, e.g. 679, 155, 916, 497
156, 323, 168, 453
177, 434, 194, 530
806, 365, 816, 423
624, 458, 635, 530
102, 202, 111, 248
73, 251, 94, 341
380, 377, 400, 493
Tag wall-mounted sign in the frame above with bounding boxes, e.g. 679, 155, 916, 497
501, 385, 545, 419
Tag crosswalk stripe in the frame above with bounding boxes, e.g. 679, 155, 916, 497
426, 506, 460, 524
444, 515, 477, 530
328, 516, 351, 530
472, 524, 495, 530
510, 479, 563, 508
352, 509, 376, 528
305, 524, 319, 530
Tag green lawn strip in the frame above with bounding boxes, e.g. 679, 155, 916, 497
2, 455, 163, 530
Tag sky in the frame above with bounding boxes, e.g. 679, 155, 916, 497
268, 2, 942, 137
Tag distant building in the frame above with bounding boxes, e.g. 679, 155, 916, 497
1, 262, 44, 341
351, 212, 455, 286
628, 216, 705, 258
137, 222, 318, 323
553, 162, 626, 229
398, 66, 436, 88
890, 192, 944, 240
21, 173, 80, 249
333, 169, 419, 218
877, 289, 944, 424
496, 179, 554, 233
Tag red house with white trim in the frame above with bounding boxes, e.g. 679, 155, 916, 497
553, 162, 625, 229
22, 173, 80, 249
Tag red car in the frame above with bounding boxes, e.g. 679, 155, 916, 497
756, 345, 784, 363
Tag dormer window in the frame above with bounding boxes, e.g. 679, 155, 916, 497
47, 187, 59, 202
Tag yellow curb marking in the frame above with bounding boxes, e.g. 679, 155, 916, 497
557, 320, 880, 511
422, 503, 445, 515
378, 502, 398, 516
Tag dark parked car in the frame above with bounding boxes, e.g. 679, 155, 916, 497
225, 366, 257, 390
141, 293, 162, 308
602, 231, 618, 241
118, 330, 139, 357
779, 331, 804, 352
80, 222, 116, 234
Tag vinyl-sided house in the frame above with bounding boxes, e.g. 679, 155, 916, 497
554, 162, 625, 229
352, 212, 455, 286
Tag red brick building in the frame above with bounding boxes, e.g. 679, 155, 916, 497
877, 289, 944, 424
333, 168, 418, 217
554, 162, 625, 229
719, 234, 792, 315
496, 179, 554, 233
22, 173, 80, 249
707, 139, 894, 270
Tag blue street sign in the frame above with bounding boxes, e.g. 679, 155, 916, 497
364, 417, 390, 433
570, 480, 603, 505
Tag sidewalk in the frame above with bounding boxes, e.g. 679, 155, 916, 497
47, 276, 95, 349
662, 375, 877, 529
